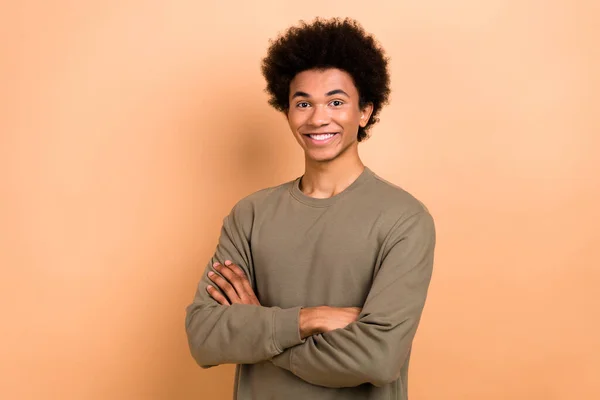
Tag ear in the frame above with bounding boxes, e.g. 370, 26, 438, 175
359, 103, 374, 128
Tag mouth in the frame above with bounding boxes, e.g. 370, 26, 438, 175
302, 132, 339, 145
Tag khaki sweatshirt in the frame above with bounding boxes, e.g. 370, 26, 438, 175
185, 167, 436, 399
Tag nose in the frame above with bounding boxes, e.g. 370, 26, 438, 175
308, 104, 331, 127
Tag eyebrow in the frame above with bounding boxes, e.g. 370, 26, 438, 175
291, 89, 350, 99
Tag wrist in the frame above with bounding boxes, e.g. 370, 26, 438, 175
299, 306, 324, 339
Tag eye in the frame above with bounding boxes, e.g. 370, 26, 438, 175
330, 100, 344, 107
296, 102, 310, 108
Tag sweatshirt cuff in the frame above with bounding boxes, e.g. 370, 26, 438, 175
273, 306, 304, 352
270, 346, 292, 370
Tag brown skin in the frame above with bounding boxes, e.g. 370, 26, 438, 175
206, 260, 260, 306
207, 68, 372, 338
298, 305, 362, 339
208, 261, 361, 339
287, 68, 373, 166
286, 68, 374, 200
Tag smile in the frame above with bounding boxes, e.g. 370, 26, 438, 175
303, 132, 339, 144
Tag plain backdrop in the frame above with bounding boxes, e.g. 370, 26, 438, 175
1, 1, 599, 399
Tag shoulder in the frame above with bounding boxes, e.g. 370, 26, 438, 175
366, 170, 436, 248
366, 168, 432, 219
228, 179, 295, 221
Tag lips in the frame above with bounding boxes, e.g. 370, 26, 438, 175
303, 132, 339, 145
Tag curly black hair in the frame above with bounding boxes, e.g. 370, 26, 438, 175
261, 17, 391, 142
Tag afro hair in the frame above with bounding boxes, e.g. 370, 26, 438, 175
261, 17, 391, 142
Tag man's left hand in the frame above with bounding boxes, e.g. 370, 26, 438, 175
207, 260, 261, 306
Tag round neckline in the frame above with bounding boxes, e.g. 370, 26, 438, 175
290, 167, 373, 207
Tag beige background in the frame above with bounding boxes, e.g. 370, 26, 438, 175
1, 0, 599, 399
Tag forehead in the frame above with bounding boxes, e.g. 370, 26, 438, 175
289, 68, 358, 96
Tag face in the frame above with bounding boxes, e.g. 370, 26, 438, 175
287, 68, 373, 164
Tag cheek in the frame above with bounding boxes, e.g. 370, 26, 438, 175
287, 118, 297, 132
287, 112, 304, 131
336, 110, 360, 126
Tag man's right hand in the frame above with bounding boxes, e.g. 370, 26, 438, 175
299, 306, 361, 339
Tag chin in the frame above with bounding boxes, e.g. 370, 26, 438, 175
306, 151, 340, 163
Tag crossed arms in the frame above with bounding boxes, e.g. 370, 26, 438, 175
185, 204, 435, 388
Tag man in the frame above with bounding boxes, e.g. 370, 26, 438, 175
185, 18, 436, 399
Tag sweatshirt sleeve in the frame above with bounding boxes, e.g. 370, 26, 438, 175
270, 210, 435, 387
185, 201, 305, 368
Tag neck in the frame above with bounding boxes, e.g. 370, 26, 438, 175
300, 147, 365, 199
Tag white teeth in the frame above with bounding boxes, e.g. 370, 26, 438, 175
309, 133, 335, 141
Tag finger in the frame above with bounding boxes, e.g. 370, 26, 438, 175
225, 264, 260, 304
227, 262, 247, 278
206, 284, 230, 305
214, 265, 253, 304
208, 271, 241, 304
218, 264, 260, 305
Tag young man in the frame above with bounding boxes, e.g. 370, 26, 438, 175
185, 18, 436, 399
